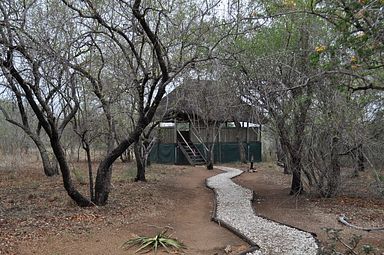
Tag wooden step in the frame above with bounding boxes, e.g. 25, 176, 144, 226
177, 140, 206, 166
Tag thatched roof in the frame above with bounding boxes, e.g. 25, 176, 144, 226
156, 79, 261, 123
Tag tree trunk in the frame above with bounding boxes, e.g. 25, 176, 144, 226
92, 110, 117, 204
326, 136, 341, 197
206, 160, 213, 170
234, 119, 247, 163
93, 131, 140, 205
134, 142, 146, 182
278, 138, 291, 174
357, 144, 365, 172
50, 130, 92, 207
32, 135, 59, 177
283, 159, 290, 175
84, 144, 94, 200
206, 144, 214, 170
40, 150, 59, 177
288, 23, 312, 194
289, 155, 303, 195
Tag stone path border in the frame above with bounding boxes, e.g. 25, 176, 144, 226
206, 166, 319, 255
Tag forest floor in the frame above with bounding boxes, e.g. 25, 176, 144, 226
0, 157, 383, 255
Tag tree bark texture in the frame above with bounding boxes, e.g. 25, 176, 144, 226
93, 126, 143, 205
289, 155, 304, 195
50, 129, 92, 207
84, 144, 94, 200
206, 144, 214, 170
134, 142, 146, 182
28, 132, 59, 177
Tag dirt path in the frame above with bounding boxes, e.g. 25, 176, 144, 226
166, 166, 248, 254
9, 164, 247, 255
3, 161, 383, 255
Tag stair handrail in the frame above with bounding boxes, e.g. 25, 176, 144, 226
177, 129, 196, 157
177, 141, 195, 165
190, 125, 209, 152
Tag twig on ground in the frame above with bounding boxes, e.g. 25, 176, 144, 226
338, 214, 384, 232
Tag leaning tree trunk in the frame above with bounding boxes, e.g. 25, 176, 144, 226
50, 129, 92, 207
93, 127, 142, 205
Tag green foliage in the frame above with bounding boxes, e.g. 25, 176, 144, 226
314, 0, 384, 71
321, 227, 377, 255
121, 229, 185, 254
310, 52, 321, 65
362, 245, 375, 254
336, 84, 348, 94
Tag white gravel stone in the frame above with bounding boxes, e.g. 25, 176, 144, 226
207, 166, 319, 255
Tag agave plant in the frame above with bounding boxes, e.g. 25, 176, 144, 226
122, 229, 185, 254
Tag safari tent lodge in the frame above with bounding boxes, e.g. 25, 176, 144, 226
149, 80, 262, 165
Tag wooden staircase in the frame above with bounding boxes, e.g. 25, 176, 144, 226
177, 131, 206, 166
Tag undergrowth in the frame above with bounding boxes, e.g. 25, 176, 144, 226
321, 228, 377, 255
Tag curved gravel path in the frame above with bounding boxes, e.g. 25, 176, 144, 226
206, 166, 319, 255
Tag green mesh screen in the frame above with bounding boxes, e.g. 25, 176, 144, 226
150, 141, 261, 164
149, 143, 175, 164
247, 142, 262, 162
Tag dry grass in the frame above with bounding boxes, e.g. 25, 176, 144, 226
0, 155, 181, 254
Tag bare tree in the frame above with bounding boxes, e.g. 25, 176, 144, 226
0, 79, 59, 176
0, 2, 70, 176
1, 0, 233, 206
231, 22, 315, 194
0, 3, 88, 205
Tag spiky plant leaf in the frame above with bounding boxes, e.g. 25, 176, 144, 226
122, 230, 185, 254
